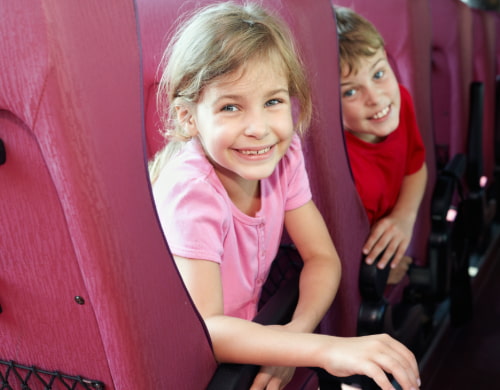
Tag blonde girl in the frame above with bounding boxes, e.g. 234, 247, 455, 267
151, 2, 420, 390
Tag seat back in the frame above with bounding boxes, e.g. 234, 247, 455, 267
471, 7, 497, 187
0, 1, 215, 388
268, 0, 368, 339
430, 0, 474, 167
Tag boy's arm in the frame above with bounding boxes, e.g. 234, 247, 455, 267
363, 163, 428, 269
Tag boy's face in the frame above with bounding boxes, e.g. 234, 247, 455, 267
180, 55, 294, 186
340, 49, 400, 143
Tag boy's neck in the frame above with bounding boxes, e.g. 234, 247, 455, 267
346, 129, 386, 144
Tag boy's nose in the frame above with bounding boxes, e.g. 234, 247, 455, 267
365, 86, 381, 105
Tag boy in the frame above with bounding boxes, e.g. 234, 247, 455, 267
335, 7, 428, 284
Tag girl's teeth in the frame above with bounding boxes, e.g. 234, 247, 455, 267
372, 106, 390, 119
240, 146, 271, 155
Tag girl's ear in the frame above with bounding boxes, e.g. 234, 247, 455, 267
175, 104, 198, 137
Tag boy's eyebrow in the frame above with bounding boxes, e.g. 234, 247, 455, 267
370, 57, 386, 71
340, 56, 387, 86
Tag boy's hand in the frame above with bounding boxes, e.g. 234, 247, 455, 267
363, 213, 415, 270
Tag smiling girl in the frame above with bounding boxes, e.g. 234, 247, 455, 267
150, 3, 420, 389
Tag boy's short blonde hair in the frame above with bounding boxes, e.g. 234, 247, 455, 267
334, 6, 385, 76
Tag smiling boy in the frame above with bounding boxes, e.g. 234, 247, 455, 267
335, 7, 428, 284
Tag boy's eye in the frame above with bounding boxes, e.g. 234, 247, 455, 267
342, 89, 356, 98
265, 98, 282, 107
221, 104, 238, 112
374, 70, 384, 80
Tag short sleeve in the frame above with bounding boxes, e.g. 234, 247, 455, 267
283, 134, 312, 211
154, 176, 229, 263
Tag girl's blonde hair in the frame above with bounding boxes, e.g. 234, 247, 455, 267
149, 1, 312, 182
334, 6, 385, 76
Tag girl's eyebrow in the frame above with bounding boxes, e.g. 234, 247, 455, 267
213, 88, 289, 104
265, 87, 290, 97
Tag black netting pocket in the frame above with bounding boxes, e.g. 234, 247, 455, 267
0, 360, 105, 390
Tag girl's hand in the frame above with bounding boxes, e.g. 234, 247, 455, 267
363, 213, 415, 270
250, 366, 295, 390
321, 334, 421, 390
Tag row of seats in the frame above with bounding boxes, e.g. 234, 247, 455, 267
0, 0, 498, 389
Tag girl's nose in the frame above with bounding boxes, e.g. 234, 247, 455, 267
244, 111, 270, 139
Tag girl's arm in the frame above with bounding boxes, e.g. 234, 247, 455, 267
174, 252, 420, 390
283, 199, 341, 333
363, 163, 428, 269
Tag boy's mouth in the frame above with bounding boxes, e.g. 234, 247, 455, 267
370, 105, 391, 120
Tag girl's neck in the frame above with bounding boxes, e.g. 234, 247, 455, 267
216, 170, 261, 217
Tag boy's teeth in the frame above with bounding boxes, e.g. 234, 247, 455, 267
240, 146, 271, 155
372, 106, 390, 119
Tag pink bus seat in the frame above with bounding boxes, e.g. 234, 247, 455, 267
471, 7, 497, 184
0, 0, 216, 388
431, 1, 496, 254
430, 0, 474, 167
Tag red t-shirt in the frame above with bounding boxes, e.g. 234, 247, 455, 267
345, 85, 426, 225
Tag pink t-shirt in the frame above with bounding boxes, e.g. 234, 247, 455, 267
153, 134, 312, 320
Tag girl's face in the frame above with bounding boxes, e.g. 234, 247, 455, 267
182, 56, 294, 186
340, 48, 401, 143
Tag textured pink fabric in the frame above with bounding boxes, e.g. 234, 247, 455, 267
472, 9, 497, 182
0, 1, 216, 388
272, 0, 368, 339
430, 0, 473, 159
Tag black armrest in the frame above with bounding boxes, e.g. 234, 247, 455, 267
431, 153, 466, 228
408, 153, 466, 300
357, 252, 391, 336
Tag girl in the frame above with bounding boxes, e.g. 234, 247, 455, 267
151, 2, 420, 390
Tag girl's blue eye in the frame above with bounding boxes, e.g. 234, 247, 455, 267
265, 98, 281, 107
374, 70, 384, 80
343, 89, 356, 98
221, 104, 238, 112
